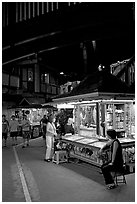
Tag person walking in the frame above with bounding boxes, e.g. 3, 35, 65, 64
2, 114, 9, 147
44, 113, 57, 162
21, 115, 31, 148
9, 115, 19, 146
98, 129, 123, 189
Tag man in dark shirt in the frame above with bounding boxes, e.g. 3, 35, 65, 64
40, 115, 48, 140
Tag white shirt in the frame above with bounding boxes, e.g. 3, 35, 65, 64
46, 122, 56, 137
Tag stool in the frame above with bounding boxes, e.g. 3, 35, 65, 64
111, 166, 127, 186
52, 150, 68, 164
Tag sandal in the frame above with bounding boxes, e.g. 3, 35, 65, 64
44, 159, 50, 162
106, 184, 116, 190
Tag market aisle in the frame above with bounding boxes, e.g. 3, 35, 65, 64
2, 137, 135, 202
2, 137, 26, 202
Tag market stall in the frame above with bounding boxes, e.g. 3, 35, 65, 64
53, 70, 135, 171
7, 103, 57, 138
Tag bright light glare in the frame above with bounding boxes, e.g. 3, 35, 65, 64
60, 72, 64, 75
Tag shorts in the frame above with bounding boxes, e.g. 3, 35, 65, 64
22, 131, 30, 139
2, 133, 8, 140
10, 132, 18, 137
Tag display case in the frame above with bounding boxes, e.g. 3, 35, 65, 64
74, 100, 135, 138
62, 99, 135, 169
62, 135, 135, 169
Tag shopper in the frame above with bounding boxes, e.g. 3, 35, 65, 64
44, 113, 57, 162
2, 114, 9, 147
64, 118, 74, 135
40, 114, 48, 142
21, 115, 31, 148
98, 129, 123, 189
9, 115, 19, 146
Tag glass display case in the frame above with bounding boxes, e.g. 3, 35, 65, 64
62, 99, 135, 169
78, 103, 97, 137
74, 100, 135, 139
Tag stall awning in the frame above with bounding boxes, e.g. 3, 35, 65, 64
8, 98, 42, 109
53, 70, 134, 103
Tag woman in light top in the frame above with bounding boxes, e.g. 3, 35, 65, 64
21, 115, 31, 148
44, 113, 57, 162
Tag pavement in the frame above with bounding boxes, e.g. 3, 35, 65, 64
2, 136, 135, 202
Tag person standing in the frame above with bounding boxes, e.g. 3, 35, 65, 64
9, 115, 19, 146
64, 118, 74, 135
40, 114, 48, 144
18, 117, 22, 137
44, 113, 57, 162
21, 115, 31, 148
2, 114, 9, 147
98, 129, 123, 189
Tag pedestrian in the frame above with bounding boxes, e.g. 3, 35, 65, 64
9, 115, 19, 146
21, 115, 31, 148
2, 114, 9, 147
98, 129, 123, 189
44, 113, 57, 162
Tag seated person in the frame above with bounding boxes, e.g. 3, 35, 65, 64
64, 118, 74, 135
98, 129, 123, 190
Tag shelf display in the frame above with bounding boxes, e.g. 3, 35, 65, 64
74, 100, 135, 138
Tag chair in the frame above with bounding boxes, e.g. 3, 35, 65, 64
52, 150, 68, 164
111, 165, 127, 186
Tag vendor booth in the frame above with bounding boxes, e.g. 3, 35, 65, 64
7, 101, 57, 138
53, 70, 135, 171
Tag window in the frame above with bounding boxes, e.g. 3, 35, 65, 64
21, 67, 34, 92
10, 76, 20, 87
41, 73, 49, 84
2, 73, 9, 86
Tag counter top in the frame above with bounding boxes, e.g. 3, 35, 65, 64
88, 141, 108, 149
76, 138, 99, 144
62, 135, 135, 149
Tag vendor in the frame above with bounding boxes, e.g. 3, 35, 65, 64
64, 118, 74, 135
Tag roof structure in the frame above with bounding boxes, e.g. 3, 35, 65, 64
53, 70, 134, 103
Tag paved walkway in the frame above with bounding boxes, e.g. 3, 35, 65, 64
2, 136, 135, 202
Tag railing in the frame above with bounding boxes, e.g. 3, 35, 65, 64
2, 2, 81, 27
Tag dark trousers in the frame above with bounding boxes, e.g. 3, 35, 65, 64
101, 161, 116, 185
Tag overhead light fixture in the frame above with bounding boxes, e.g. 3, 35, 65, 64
60, 72, 64, 75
